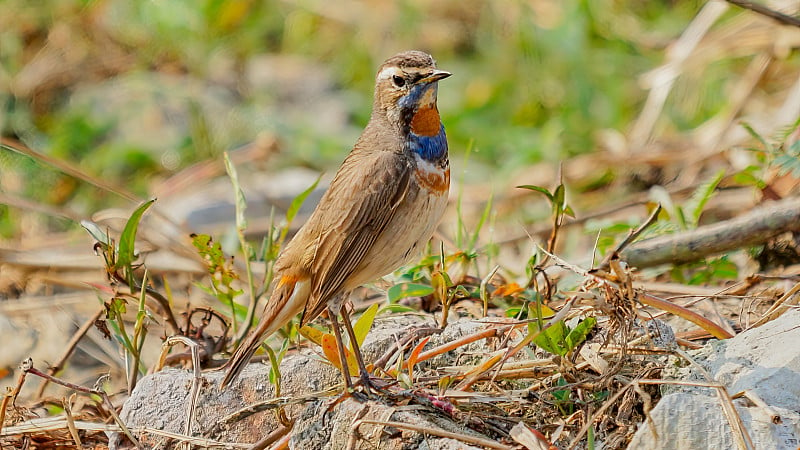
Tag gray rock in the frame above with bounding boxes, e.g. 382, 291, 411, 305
629, 309, 800, 449
111, 316, 506, 449
291, 398, 486, 450
629, 392, 800, 450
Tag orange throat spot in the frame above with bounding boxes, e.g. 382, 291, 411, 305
411, 106, 441, 136
415, 167, 450, 195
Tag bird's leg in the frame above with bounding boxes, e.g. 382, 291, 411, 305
340, 305, 390, 396
327, 306, 354, 391
339, 306, 369, 382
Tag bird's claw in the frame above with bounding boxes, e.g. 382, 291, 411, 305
353, 371, 394, 399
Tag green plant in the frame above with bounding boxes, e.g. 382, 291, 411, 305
551, 377, 574, 416
82, 199, 157, 390
735, 120, 800, 191
518, 177, 576, 259
191, 233, 245, 328
655, 169, 725, 231
530, 301, 597, 357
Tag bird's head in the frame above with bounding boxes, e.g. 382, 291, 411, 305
372, 51, 451, 136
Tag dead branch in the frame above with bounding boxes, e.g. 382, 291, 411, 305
619, 196, 800, 269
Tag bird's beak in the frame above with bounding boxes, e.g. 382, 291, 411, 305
421, 70, 451, 84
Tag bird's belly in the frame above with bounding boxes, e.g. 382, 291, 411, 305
345, 183, 448, 290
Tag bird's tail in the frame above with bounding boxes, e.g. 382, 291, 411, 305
219, 276, 310, 389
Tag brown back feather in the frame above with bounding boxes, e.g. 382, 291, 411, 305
298, 149, 413, 324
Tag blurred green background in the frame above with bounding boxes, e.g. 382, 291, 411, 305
0, 0, 764, 238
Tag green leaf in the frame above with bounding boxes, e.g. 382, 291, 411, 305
528, 302, 568, 356
708, 258, 739, 280
105, 297, 127, 318
286, 175, 321, 224
378, 304, 418, 314
564, 317, 596, 350
732, 166, 764, 188
116, 199, 155, 270
740, 121, 772, 152
516, 184, 553, 201
351, 303, 379, 349
675, 206, 688, 230
264, 344, 279, 387
788, 138, 800, 156
552, 388, 570, 402
431, 271, 449, 304
468, 191, 494, 250
534, 320, 569, 356
685, 169, 724, 228
553, 184, 566, 214
387, 282, 434, 302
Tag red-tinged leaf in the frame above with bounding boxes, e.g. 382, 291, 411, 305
321, 333, 342, 370
321, 333, 358, 374
510, 421, 554, 450
84, 282, 115, 294
406, 336, 431, 381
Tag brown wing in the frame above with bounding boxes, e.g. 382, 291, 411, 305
298, 150, 412, 324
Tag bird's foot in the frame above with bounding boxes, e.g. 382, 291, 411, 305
325, 374, 395, 413
323, 380, 371, 416
353, 371, 395, 399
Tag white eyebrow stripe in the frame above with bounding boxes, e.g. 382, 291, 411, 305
377, 66, 403, 80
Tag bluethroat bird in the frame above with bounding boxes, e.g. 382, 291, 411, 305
220, 51, 451, 390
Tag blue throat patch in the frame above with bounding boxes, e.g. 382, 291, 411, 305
408, 125, 448, 161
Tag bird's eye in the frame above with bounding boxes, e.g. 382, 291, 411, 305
392, 75, 405, 88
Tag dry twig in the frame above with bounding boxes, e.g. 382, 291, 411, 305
725, 0, 800, 27
351, 419, 513, 450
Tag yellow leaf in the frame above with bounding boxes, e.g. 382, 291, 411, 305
494, 282, 524, 297
299, 325, 325, 346
215, 0, 252, 30
351, 303, 379, 351
431, 271, 448, 303
529, 303, 557, 322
